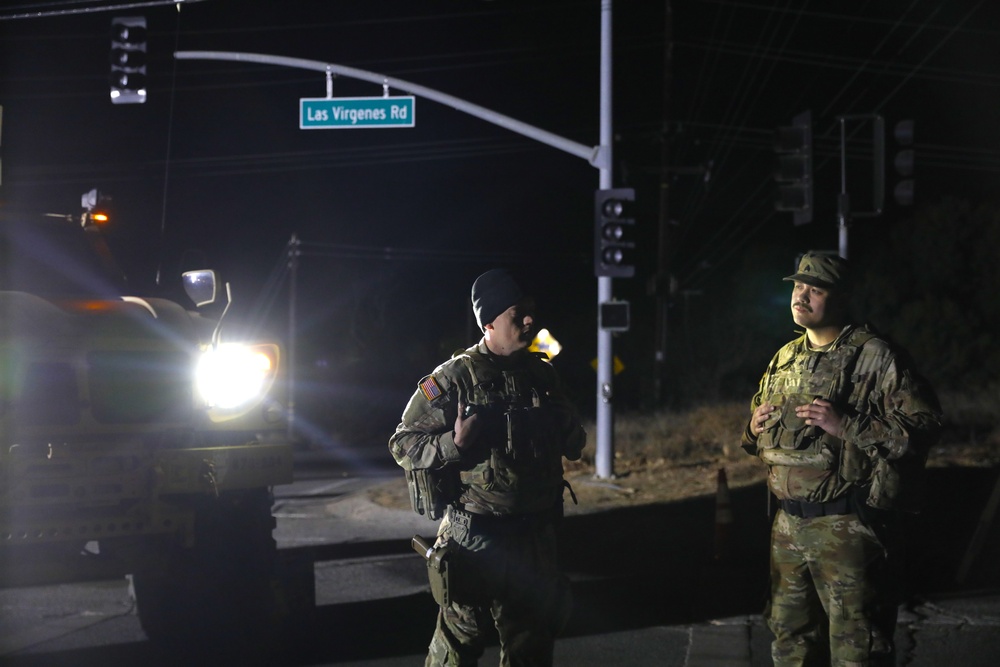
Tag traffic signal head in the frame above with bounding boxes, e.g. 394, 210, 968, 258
893, 119, 914, 206
594, 188, 636, 278
774, 110, 813, 225
110, 17, 147, 104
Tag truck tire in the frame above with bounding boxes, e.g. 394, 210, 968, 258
131, 489, 280, 661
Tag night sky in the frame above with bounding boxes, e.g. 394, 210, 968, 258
3, 0, 999, 420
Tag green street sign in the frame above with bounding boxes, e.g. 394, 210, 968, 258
299, 96, 415, 129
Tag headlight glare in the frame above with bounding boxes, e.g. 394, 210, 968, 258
196, 343, 277, 409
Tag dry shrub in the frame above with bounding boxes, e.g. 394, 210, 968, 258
931, 387, 1000, 466
580, 401, 750, 466
938, 387, 1000, 431
576, 391, 1000, 472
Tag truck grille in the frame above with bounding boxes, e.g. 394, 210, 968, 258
21, 362, 81, 425
87, 351, 193, 423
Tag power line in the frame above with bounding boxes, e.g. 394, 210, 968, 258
298, 240, 585, 265
0, 0, 207, 21
668, 1, 996, 284
700, 0, 1000, 38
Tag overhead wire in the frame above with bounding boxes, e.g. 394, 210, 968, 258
871, 0, 989, 114
155, 2, 182, 286
675, 0, 809, 281
673, 0, 793, 259
671, 0, 995, 288
818, 0, 926, 119
7, 0, 999, 279
297, 239, 586, 266
700, 0, 1000, 38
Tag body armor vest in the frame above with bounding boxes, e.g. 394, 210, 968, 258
756, 327, 876, 502
454, 349, 567, 515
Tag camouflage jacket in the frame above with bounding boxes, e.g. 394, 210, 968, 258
389, 341, 586, 516
741, 324, 942, 512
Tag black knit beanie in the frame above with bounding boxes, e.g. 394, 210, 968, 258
471, 269, 523, 330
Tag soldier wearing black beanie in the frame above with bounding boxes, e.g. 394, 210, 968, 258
390, 268, 586, 667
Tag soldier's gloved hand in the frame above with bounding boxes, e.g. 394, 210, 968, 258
453, 401, 482, 451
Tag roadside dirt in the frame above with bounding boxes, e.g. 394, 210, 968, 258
367, 438, 999, 514
368, 453, 767, 514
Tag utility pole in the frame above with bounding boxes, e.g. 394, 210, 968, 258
652, 0, 673, 405
287, 234, 300, 442
836, 113, 886, 259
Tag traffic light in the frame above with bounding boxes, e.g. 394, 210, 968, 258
110, 17, 147, 104
774, 110, 813, 225
892, 119, 914, 206
594, 188, 636, 278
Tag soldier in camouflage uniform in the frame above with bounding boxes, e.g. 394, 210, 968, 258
742, 252, 941, 667
390, 269, 586, 667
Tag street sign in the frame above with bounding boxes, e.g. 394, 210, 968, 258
591, 355, 625, 375
299, 96, 415, 129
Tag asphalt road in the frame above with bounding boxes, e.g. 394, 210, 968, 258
1, 448, 999, 666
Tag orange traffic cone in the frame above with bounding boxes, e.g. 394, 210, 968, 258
713, 468, 733, 562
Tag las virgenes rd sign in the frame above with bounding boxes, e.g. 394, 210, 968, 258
300, 96, 415, 129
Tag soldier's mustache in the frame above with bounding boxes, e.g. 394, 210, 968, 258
794, 302, 812, 312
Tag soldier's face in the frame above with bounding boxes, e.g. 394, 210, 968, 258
484, 297, 536, 356
790, 281, 842, 330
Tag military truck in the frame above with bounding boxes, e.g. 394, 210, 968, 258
0, 202, 294, 652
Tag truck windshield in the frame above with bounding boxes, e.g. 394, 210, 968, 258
0, 218, 127, 299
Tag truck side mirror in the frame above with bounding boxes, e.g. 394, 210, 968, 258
182, 270, 217, 307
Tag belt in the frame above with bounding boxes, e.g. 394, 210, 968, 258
780, 495, 852, 519
457, 504, 557, 523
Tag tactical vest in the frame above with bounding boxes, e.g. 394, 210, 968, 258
404, 346, 569, 519
453, 349, 568, 515
756, 326, 877, 503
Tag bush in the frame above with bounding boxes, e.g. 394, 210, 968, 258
582, 401, 750, 465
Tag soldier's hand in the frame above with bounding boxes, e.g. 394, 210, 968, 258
453, 401, 482, 451
750, 402, 776, 437
795, 398, 844, 437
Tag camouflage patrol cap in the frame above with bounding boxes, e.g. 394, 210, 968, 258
783, 252, 852, 290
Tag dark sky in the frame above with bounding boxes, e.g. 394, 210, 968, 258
3, 0, 1000, 410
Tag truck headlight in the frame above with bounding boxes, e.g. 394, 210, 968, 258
195, 343, 278, 409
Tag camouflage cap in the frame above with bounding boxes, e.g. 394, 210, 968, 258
783, 252, 851, 290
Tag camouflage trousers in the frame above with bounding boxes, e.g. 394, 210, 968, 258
768, 509, 897, 667
425, 508, 572, 667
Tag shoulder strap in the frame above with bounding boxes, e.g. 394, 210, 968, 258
833, 326, 878, 401
460, 354, 480, 387
450, 345, 487, 387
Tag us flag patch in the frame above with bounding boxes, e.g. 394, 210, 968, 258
419, 375, 443, 401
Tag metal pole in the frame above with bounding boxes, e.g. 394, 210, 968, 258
653, 0, 673, 406
287, 234, 300, 443
595, 0, 615, 479
837, 118, 850, 259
